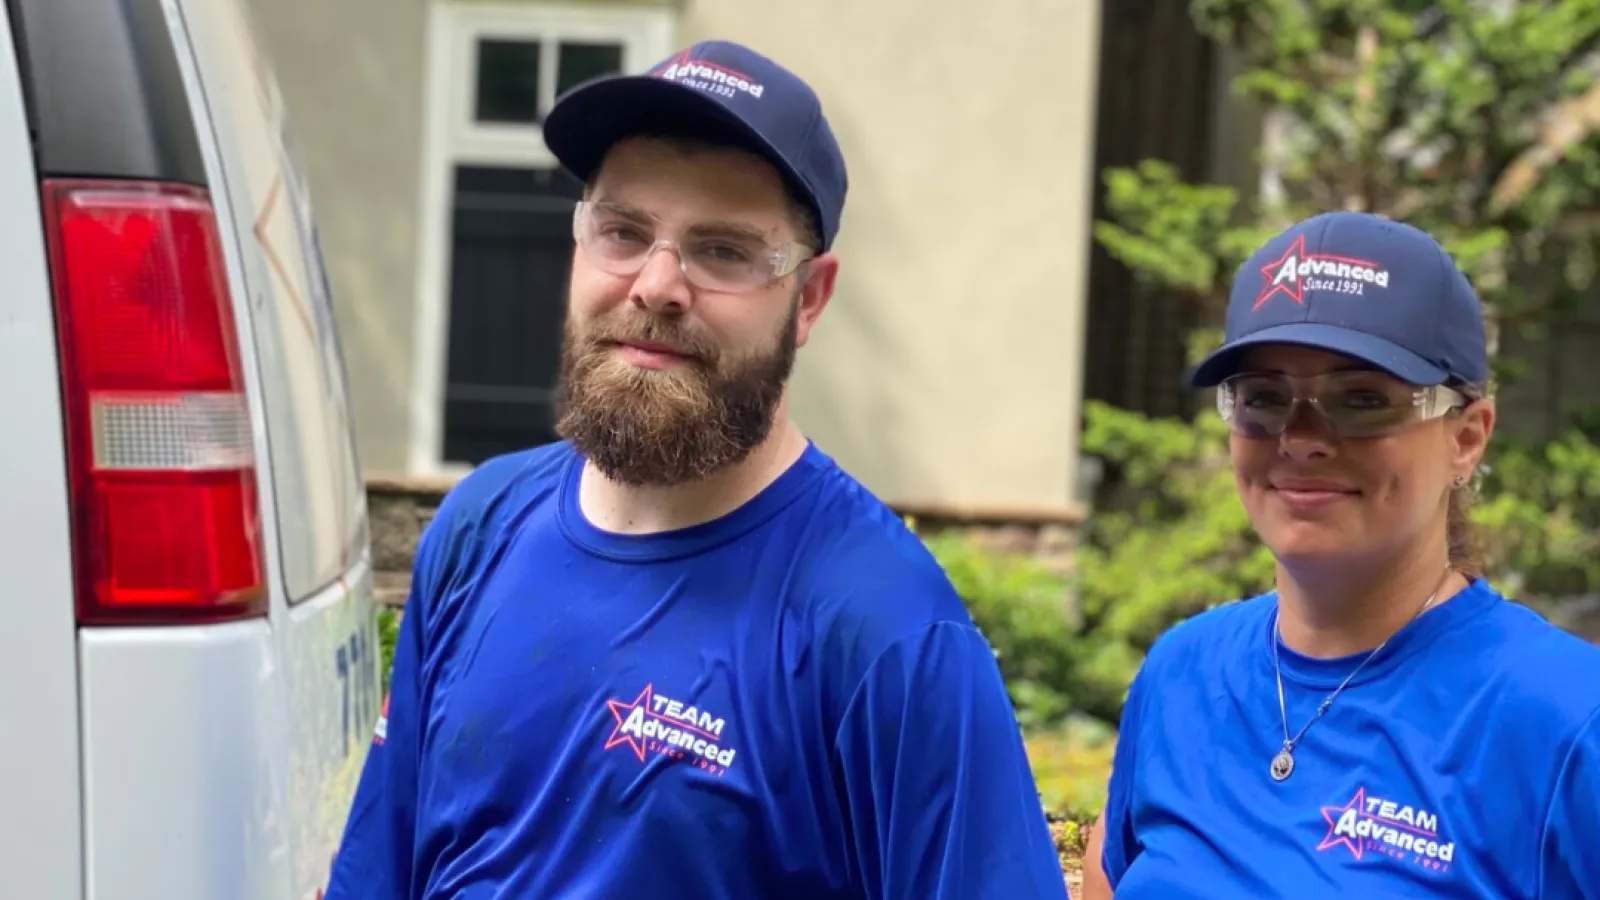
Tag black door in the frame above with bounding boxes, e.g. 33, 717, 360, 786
442, 164, 584, 464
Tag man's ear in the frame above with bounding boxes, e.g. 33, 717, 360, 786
794, 254, 839, 349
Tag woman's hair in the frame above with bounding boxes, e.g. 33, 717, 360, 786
1446, 381, 1489, 578
1446, 488, 1483, 577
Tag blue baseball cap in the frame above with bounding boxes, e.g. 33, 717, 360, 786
1188, 211, 1490, 388
542, 40, 848, 252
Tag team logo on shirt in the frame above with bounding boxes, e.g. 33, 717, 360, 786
603, 683, 738, 777
1317, 786, 1456, 874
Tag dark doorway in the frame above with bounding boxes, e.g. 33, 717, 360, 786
1083, 0, 1219, 420
441, 164, 583, 464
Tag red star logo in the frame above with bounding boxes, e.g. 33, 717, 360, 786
604, 684, 654, 762
651, 49, 692, 77
1318, 786, 1369, 860
1252, 235, 1383, 311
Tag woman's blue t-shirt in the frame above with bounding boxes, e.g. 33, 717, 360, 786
1102, 579, 1600, 899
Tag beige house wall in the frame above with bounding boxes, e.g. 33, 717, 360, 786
250, 0, 1103, 512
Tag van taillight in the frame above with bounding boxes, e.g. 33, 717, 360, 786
43, 179, 266, 625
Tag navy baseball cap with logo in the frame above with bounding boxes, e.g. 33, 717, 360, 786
541, 39, 848, 252
1188, 210, 1490, 388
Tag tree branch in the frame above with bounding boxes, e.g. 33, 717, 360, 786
1488, 78, 1600, 215
1481, 27, 1600, 221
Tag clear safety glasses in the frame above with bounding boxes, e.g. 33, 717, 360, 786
1217, 370, 1470, 439
571, 200, 814, 293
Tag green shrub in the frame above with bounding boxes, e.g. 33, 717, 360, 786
1069, 400, 1277, 717
376, 606, 400, 695
1474, 431, 1600, 608
922, 530, 1081, 729
1024, 718, 1118, 822
920, 395, 1274, 732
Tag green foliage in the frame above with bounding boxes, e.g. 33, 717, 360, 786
919, 399, 1276, 731
1093, 160, 1272, 293
377, 606, 399, 695
926, 402, 1269, 731
1103, 1, 1600, 333
1473, 431, 1600, 601
924, 530, 1082, 728
1024, 718, 1119, 822
1072, 403, 1277, 693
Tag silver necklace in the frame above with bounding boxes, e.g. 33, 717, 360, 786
1267, 574, 1447, 783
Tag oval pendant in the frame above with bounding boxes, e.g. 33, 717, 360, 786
1270, 748, 1295, 782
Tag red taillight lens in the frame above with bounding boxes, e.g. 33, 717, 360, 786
44, 180, 266, 625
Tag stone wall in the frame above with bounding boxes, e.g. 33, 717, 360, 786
365, 476, 1087, 607
367, 476, 452, 607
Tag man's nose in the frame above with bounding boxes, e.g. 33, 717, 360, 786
629, 243, 693, 314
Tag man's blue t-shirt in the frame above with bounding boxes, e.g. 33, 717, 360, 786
325, 442, 1068, 900
1101, 579, 1600, 899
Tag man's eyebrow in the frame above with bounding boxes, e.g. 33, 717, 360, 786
590, 198, 779, 242
590, 199, 653, 221
686, 220, 773, 243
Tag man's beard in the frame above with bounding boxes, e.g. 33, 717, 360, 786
552, 297, 798, 488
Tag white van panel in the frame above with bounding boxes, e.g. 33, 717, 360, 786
77, 559, 375, 900
281, 560, 381, 894
0, 7, 86, 898
79, 622, 294, 900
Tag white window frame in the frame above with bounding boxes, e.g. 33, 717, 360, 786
408, 0, 675, 477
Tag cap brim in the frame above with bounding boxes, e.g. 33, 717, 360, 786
542, 75, 822, 246
1186, 322, 1449, 388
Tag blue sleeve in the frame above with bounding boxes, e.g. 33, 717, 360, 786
1100, 662, 1148, 887
324, 517, 450, 899
832, 621, 1069, 900
1539, 705, 1600, 899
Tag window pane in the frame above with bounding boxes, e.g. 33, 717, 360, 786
475, 39, 541, 124
556, 41, 624, 98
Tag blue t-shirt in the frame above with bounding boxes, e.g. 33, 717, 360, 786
326, 442, 1068, 900
1101, 578, 1600, 899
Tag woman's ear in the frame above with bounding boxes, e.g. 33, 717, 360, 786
1451, 398, 1496, 478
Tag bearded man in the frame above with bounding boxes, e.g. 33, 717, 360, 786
326, 39, 1068, 900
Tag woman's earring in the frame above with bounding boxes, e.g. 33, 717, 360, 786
1452, 475, 1467, 489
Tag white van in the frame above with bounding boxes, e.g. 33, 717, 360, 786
0, 0, 378, 897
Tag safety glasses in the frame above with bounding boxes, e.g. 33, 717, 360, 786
1217, 370, 1470, 439
572, 200, 813, 293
